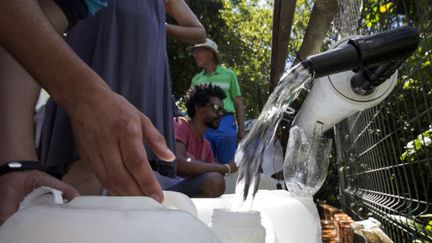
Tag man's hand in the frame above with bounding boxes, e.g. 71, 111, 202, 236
0, 170, 78, 225
69, 90, 175, 202
228, 161, 238, 174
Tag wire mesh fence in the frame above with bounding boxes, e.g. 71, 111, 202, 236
333, 0, 432, 241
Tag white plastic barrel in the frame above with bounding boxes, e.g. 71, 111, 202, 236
0, 188, 321, 243
0, 187, 222, 243
192, 190, 322, 243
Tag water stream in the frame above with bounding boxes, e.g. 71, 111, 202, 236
233, 64, 313, 210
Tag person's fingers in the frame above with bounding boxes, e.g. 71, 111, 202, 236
0, 211, 11, 225
140, 115, 175, 162
72, 121, 143, 196
74, 140, 108, 191
30, 170, 79, 200
0, 170, 79, 225
0, 172, 24, 224
120, 135, 164, 202
96, 136, 144, 196
67, 92, 169, 198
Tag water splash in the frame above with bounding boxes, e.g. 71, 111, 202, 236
233, 64, 313, 210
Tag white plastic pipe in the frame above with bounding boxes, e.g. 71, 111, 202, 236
293, 36, 398, 136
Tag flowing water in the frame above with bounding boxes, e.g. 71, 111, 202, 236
233, 64, 313, 210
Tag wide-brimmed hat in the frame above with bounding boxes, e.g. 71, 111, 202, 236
187, 38, 222, 63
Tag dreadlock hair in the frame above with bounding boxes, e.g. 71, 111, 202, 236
184, 83, 226, 118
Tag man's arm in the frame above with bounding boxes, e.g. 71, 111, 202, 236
0, 0, 174, 201
0, 0, 79, 225
0, 0, 107, 108
234, 96, 246, 141
175, 141, 228, 177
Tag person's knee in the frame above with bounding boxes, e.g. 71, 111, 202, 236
200, 172, 225, 197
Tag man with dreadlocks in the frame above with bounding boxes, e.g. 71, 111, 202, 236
156, 84, 237, 197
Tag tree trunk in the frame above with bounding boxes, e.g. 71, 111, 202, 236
269, 0, 297, 93
293, 0, 339, 66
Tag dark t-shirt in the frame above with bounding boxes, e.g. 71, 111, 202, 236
40, 0, 175, 176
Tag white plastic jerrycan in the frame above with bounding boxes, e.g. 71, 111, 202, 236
0, 187, 222, 243
192, 190, 322, 243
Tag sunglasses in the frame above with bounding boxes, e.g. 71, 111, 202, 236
205, 104, 225, 114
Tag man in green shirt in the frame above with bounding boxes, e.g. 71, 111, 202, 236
188, 39, 245, 166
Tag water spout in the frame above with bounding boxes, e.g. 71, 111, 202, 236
235, 26, 420, 204
301, 26, 419, 79
293, 26, 419, 136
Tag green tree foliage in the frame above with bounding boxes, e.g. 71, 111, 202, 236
167, 0, 313, 118
287, 0, 314, 66
167, 0, 225, 101
167, 0, 273, 118
357, 0, 432, 161
400, 127, 432, 161
346, 1, 432, 239
218, 0, 273, 116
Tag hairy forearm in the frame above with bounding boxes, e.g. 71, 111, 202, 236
0, 0, 110, 114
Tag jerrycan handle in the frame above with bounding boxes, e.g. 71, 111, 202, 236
162, 191, 198, 217
19, 186, 65, 210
